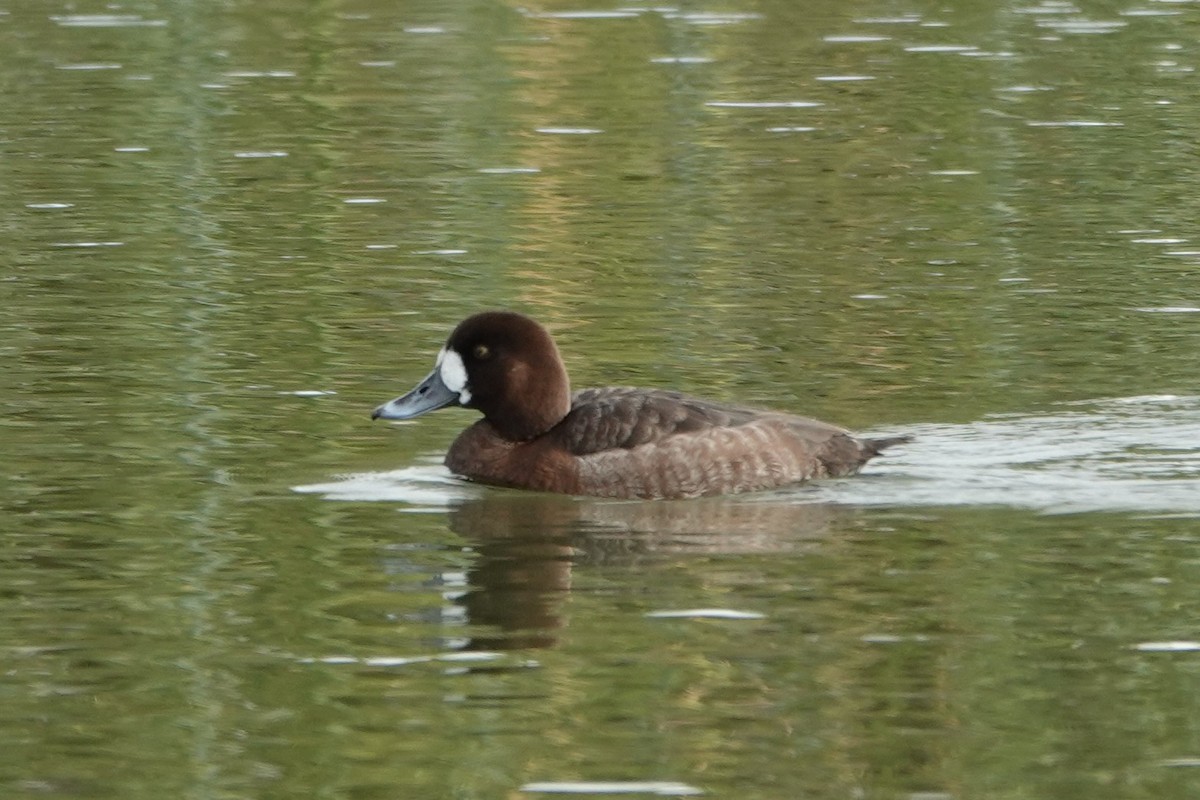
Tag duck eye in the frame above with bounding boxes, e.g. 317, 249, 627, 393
472, 344, 491, 360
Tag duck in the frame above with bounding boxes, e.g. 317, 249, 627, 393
372, 311, 909, 500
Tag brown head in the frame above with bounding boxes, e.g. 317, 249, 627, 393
372, 311, 572, 441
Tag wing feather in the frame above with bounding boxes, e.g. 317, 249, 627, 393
555, 387, 793, 456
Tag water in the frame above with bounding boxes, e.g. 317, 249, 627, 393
4, 0, 1200, 797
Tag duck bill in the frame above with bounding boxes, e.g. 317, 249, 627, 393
372, 368, 459, 420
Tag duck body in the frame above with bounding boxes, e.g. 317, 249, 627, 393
373, 311, 908, 500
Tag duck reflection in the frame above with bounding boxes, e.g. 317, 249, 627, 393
448, 491, 843, 650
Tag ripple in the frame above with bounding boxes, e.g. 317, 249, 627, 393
651, 56, 714, 65
815, 75, 875, 82
668, 11, 761, 25
1036, 18, 1128, 33
1014, 2, 1081, 14
836, 395, 1200, 515
1134, 641, 1200, 652
706, 100, 823, 108
855, 15, 923, 24
824, 34, 892, 42
535, 127, 603, 135
224, 70, 296, 79
524, 10, 640, 19
478, 166, 541, 174
51, 14, 166, 27
521, 782, 703, 796
646, 609, 766, 620
299, 651, 532, 668
294, 464, 482, 508
1027, 120, 1123, 127
904, 44, 980, 53
960, 50, 1017, 59
1121, 8, 1184, 16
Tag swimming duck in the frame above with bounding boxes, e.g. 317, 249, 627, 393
372, 311, 908, 500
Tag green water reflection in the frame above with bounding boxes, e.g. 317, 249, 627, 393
3, 0, 1200, 797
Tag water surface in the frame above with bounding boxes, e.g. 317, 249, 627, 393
3, 0, 1200, 798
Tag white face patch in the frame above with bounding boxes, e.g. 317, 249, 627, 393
438, 347, 471, 404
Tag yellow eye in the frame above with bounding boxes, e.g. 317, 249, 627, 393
472, 344, 491, 360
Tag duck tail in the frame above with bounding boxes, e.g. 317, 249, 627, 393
864, 434, 912, 457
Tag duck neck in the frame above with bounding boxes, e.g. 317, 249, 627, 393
489, 362, 571, 442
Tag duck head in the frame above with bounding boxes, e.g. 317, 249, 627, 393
372, 311, 572, 442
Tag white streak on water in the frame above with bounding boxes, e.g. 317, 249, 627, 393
52, 14, 166, 27
294, 464, 482, 508
835, 395, 1200, 515
535, 127, 603, 135
1133, 641, 1200, 652
521, 782, 703, 796
707, 100, 822, 108
646, 609, 765, 620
